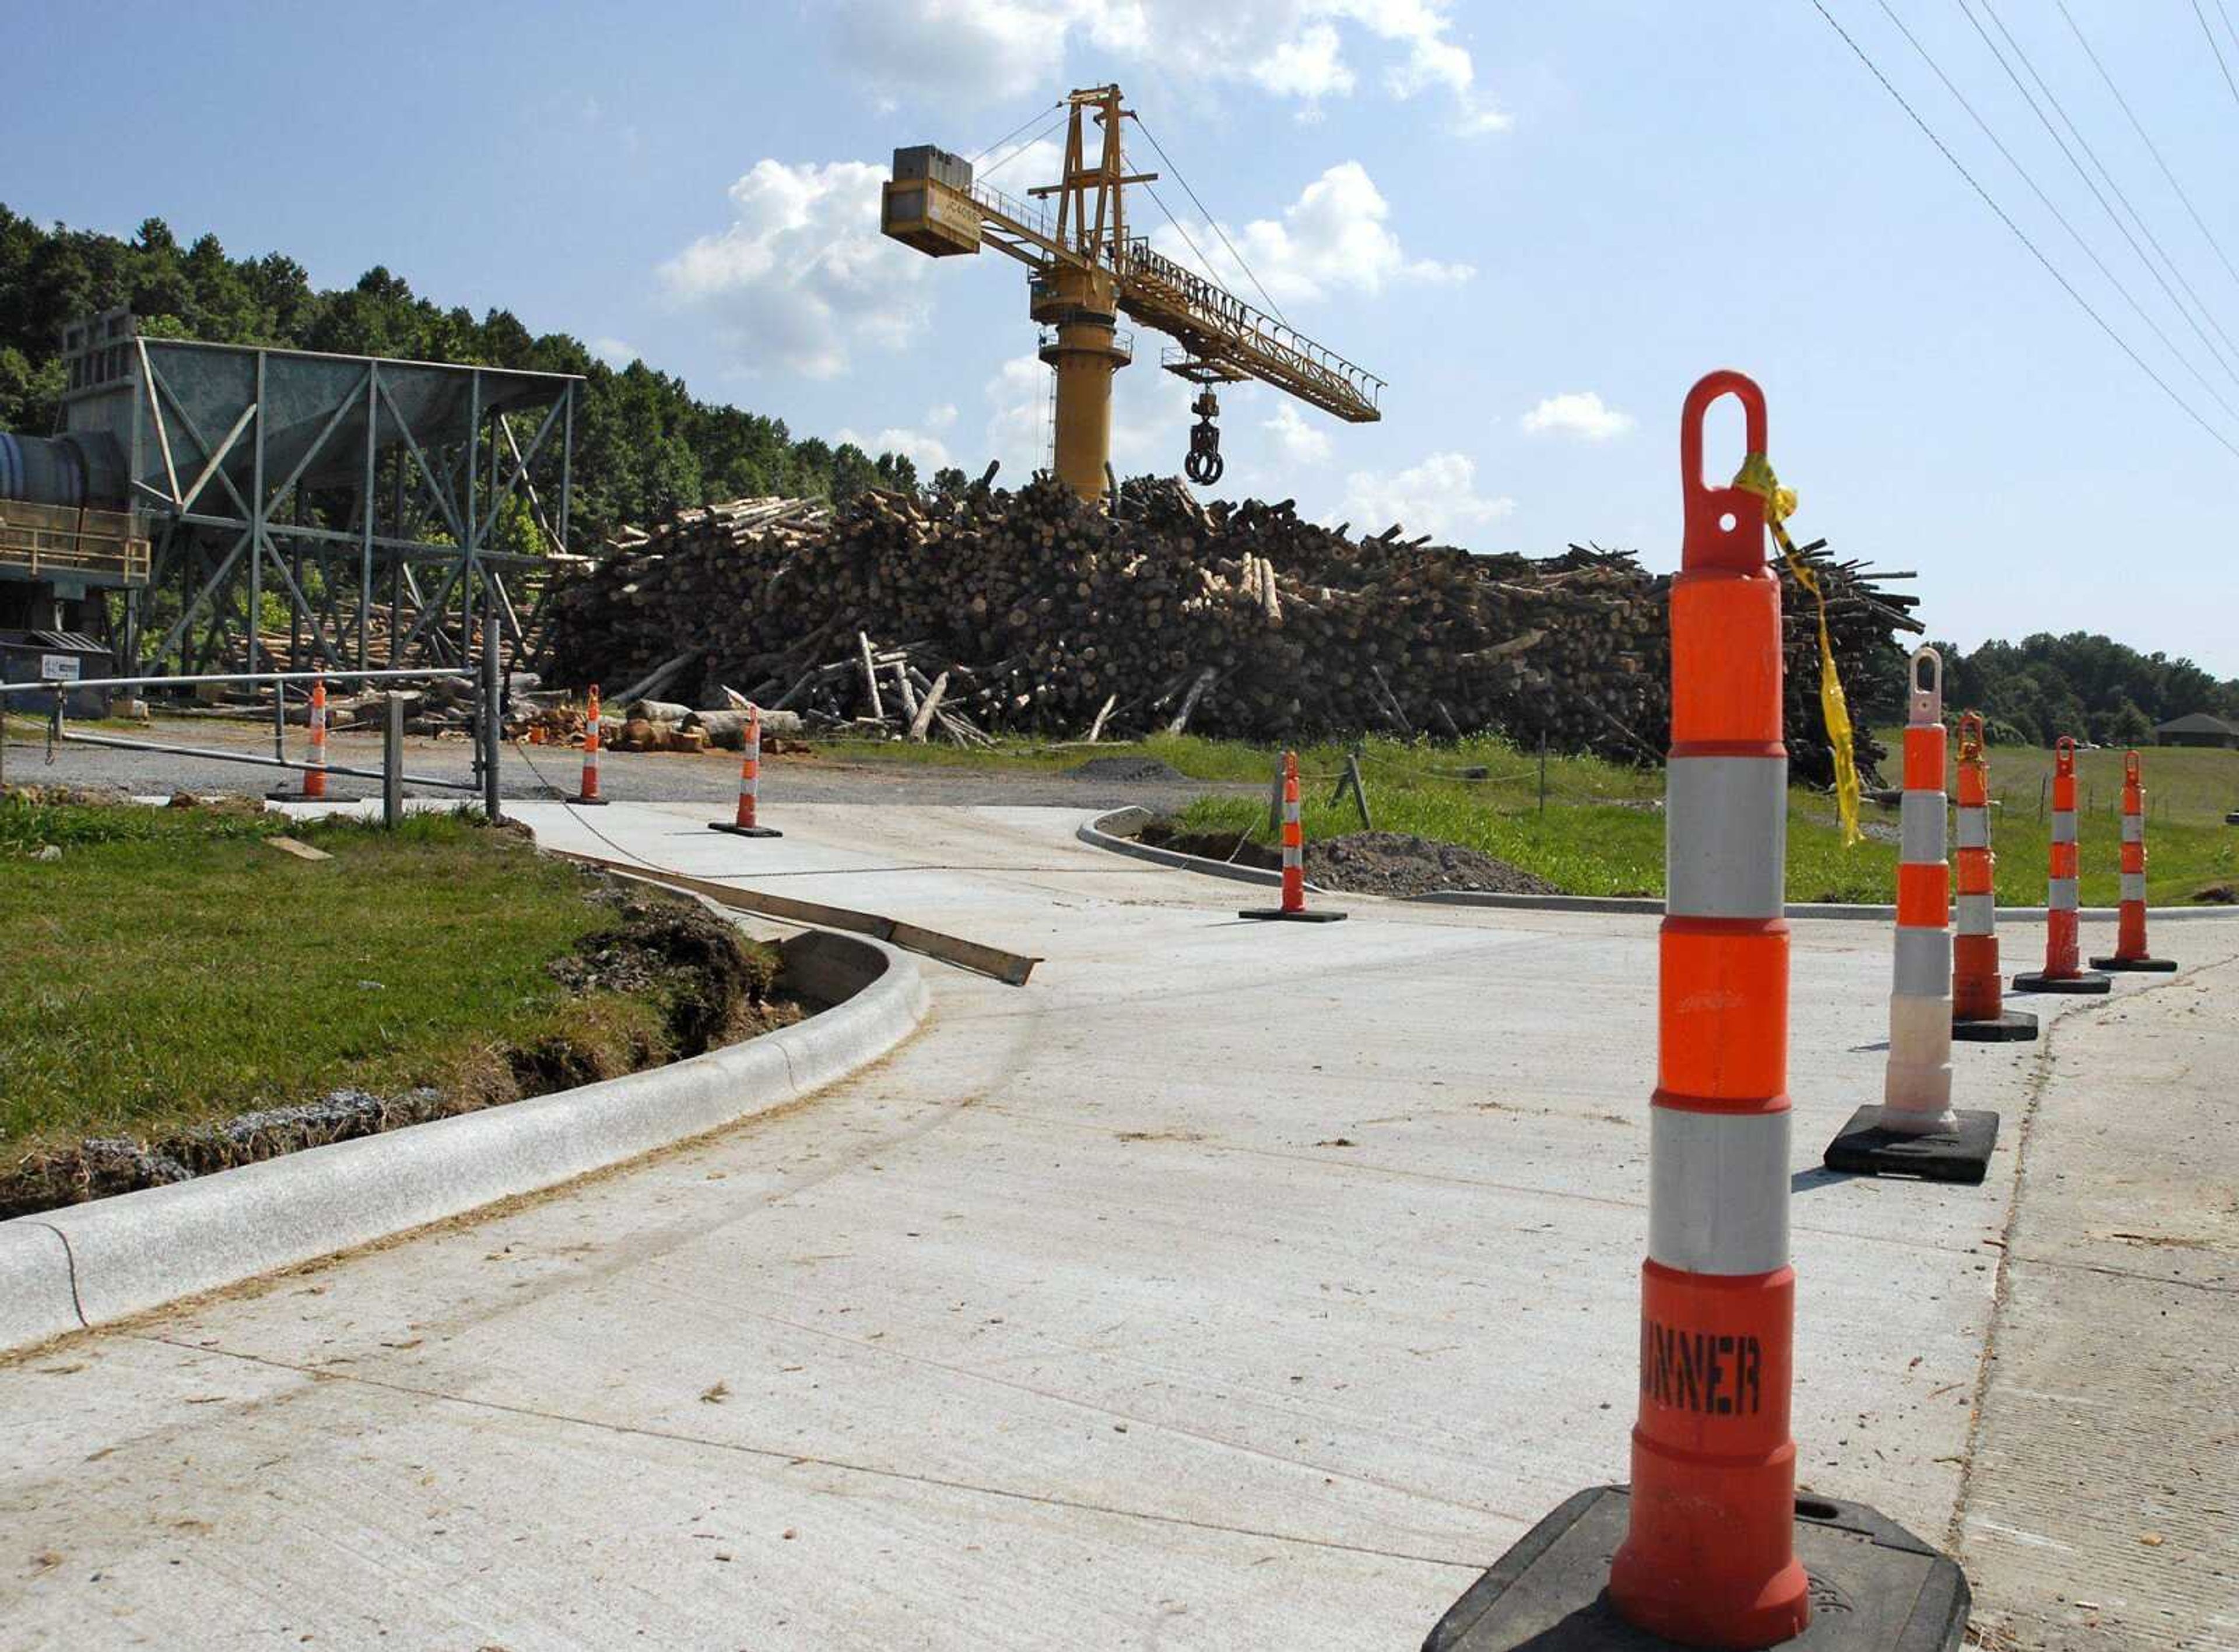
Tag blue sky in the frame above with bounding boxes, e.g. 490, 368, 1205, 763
7, 1, 2236, 675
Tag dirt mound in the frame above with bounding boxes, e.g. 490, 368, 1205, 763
1068, 754, 1189, 785
1303, 831, 1559, 898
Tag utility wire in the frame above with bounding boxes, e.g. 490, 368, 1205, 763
2197, 0, 2239, 109
1806, 0, 2239, 462
1871, 0, 2239, 424
1129, 114, 1290, 325
2055, 0, 2239, 301
1968, 0, 2239, 385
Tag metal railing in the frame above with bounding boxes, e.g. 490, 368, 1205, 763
1, 629, 506, 827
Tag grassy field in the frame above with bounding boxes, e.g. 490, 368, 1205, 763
0, 799, 744, 1162
820, 727, 2237, 905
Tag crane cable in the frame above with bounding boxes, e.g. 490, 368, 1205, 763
1806, 0, 2239, 464
977, 108, 1069, 184
968, 101, 1063, 166
2197, 0, 2239, 110
1128, 114, 1289, 326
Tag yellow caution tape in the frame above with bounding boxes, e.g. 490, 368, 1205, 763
1733, 451, 1864, 848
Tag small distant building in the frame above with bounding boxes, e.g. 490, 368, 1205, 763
2153, 712, 2239, 749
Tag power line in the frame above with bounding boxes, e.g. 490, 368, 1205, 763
1129, 114, 1289, 324
1871, 0, 2239, 424
2197, 0, 2239, 110
1956, 0, 2239, 390
2055, 0, 2239, 301
1806, 0, 2239, 461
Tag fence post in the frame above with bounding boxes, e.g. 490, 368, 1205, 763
272, 677, 287, 761
383, 693, 404, 828
482, 627, 503, 827
1538, 730, 1549, 816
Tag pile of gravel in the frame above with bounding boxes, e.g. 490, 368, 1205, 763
1067, 754, 1189, 785
1303, 831, 1560, 899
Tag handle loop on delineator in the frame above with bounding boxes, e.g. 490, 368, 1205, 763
1958, 710, 1985, 762
1679, 370, 1768, 574
2125, 749, 2142, 783
2055, 735, 2076, 777
1908, 645, 1943, 726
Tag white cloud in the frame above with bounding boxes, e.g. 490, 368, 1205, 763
1333, 451, 1514, 542
590, 336, 639, 367
1521, 391, 1636, 442
925, 402, 959, 432
983, 352, 1199, 484
984, 353, 1051, 481
1264, 403, 1332, 463
658, 159, 925, 379
827, 0, 1506, 132
1154, 160, 1472, 304
837, 423, 954, 474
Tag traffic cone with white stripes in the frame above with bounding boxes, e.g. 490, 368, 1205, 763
268, 674, 341, 802
2013, 738, 2108, 995
2091, 750, 2177, 973
710, 704, 781, 838
1950, 712, 2036, 1042
1424, 371, 1968, 1652
1240, 751, 1344, 922
573, 684, 609, 806
1825, 647, 1999, 1184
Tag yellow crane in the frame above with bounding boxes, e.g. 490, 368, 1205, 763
880, 84, 1384, 506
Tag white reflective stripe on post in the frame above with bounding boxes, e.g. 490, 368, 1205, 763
1954, 893, 1995, 934
2051, 813, 2077, 844
1899, 792, 1947, 863
1647, 1108, 1791, 1276
1893, 927, 1953, 997
1284, 800, 1301, 825
2121, 816, 2143, 843
2048, 876, 2079, 911
1956, 809, 1989, 849
1665, 755, 1788, 919
2121, 873, 2147, 901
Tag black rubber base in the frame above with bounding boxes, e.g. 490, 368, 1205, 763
2090, 954, 2178, 973
1824, 1106, 2000, 1186
568, 795, 609, 806
2010, 969, 2110, 996
1238, 907, 1347, 922
1424, 1485, 1968, 1651
2227, 810, 2239, 826
1951, 1009, 2038, 1043
708, 823, 782, 838
265, 789, 349, 803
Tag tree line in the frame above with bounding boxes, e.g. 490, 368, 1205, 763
1927, 631, 2239, 747
0, 205, 953, 547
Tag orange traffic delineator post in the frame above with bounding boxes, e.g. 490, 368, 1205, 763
2012, 737, 2108, 995
710, 704, 781, 838
268, 674, 341, 802
1240, 751, 1345, 923
2090, 750, 2177, 973
1424, 372, 1968, 1652
573, 684, 609, 806
1824, 648, 1999, 1185
1950, 712, 2036, 1042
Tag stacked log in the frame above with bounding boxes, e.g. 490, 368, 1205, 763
545, 477, 1917, 783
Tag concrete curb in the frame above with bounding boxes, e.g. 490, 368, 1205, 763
0, 929, 928, 1355
1082, 809, 2239, 922
1077, 807, 1331, 892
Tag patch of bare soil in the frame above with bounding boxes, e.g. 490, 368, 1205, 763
1137, 820, 1556, 898
1068, 754, 1189, 785
0, 882, 800, 1219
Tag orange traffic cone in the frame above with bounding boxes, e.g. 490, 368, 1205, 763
2013, 737, 2108, 994
1240, 752, 1344, 923
268, 674, 340, 802
1950, 712, 2035, 1042
2091, 750, 2177, 973
1423, 371, 1968, 1652
1825, 647, 2000, 1184
710, 704, 781, 838
574, 684, 609, 806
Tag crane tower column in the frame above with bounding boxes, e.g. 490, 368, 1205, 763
1033, 265, 1131, 506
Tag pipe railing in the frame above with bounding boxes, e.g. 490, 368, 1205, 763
1, 641, 505, 827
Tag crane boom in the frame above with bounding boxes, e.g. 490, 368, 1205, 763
879, 84, 1384, 504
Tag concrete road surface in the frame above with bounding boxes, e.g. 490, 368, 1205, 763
1, 803, 2230, 1650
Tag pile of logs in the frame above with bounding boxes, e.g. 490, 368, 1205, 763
544, 476, 1919, 783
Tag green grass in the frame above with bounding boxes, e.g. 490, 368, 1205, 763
0, 803, 679, 1158
1163, 734, 2237, 905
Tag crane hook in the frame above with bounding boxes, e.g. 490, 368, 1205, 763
1184, 388, 1225, 487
